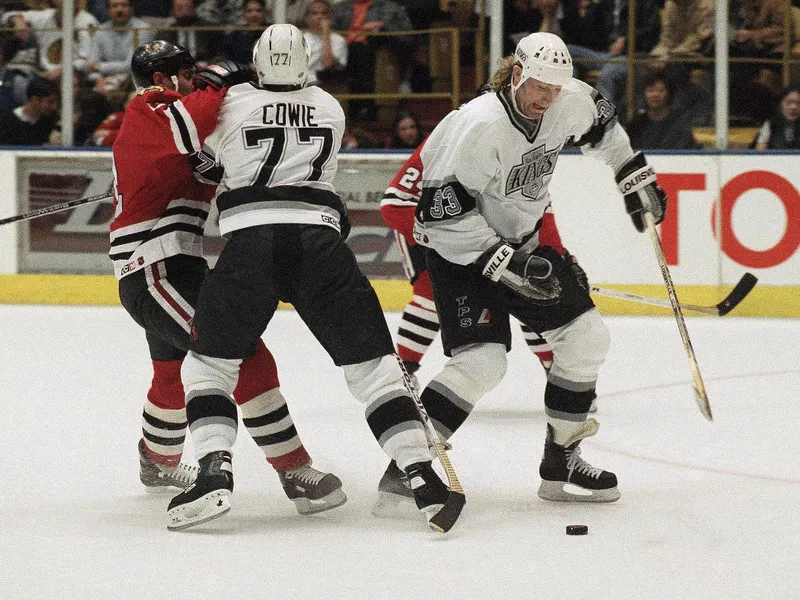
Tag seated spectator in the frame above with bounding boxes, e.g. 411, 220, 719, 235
506, 0, 564, 53
567, 0, 661, 111
386, 108, 423, 148
303, 0, 347, 88
156, 0, 222, 65
73, 72, 113, 144
197, 0, 246, 25
283, 0, 316, 27
754, 85, 800, 149
4, 0, 99, 80
0, 76, 59, 145
90, 0, 172, 23
221, 0, 270, 64
331, 0, 413, 121
728, 0, 793, 122
342, 124, 382, 149
625, 70, 698, 150
650, 0, 714, 65
86, 0, 156, 85
0, 33, 33, 114
560, 0, 614, 56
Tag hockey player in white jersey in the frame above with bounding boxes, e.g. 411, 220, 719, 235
376, 32, 667, 506
167, 24, 463, 533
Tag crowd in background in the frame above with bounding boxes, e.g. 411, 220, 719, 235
1, 0, 800, 150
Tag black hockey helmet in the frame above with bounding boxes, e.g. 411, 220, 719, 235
130, 40, 195, 88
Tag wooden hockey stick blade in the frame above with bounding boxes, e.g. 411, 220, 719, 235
428, 489, 467, 533
644, 214, 713, 421
590, 272, 758, 317
393, 355, 466, 531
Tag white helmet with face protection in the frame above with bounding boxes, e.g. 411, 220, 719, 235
514, 32, 573, 88
253, 23, 310, 88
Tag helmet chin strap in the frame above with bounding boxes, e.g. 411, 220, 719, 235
170, 75, 179, 89
510, 74, 537, 120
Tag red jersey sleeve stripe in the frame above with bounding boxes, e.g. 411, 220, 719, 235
166, 101, 201, 154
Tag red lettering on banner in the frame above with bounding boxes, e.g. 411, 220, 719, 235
716, 171, 800, 268
657, 173, 706, 265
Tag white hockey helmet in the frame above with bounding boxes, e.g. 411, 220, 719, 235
514, 32, 573, 88
253, 24, 310, 88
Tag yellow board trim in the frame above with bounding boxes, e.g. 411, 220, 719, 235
0, 274, 797, 317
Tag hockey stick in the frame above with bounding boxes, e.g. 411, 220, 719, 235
644, 213, 713, 421
590, 272, 757, 316
394, 354, 465, 533
0, 192, 113, 226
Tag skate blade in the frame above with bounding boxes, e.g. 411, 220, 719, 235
427, 491, 466, 533
293, 489, 348, 515
167, 490, 232, 531
537, 481, 620, 503
144, 483, 183, 494
371, 491, 418, 519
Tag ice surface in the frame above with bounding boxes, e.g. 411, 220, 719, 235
1, 306, 798, 599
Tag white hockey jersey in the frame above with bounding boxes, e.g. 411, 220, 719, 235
200, 83, 346, 237
414, 78, 635, 266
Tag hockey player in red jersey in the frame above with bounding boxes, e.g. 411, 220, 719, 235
111, 40, 346, 518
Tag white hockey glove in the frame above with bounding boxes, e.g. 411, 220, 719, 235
478, 242, 561, 305
615, 152, 667, 233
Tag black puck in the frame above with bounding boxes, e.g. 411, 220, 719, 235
566, 524, 588, 535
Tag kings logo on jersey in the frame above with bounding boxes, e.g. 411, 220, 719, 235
505, 144, 560, 200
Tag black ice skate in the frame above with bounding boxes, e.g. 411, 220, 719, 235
405, 461, 452, 526
138, 438, 198, 493
538, 420, 620, 502
167, 450, 233, 531
277, 464, 347, 515
371, 459, 416, 518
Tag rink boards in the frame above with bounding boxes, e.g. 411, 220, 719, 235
0, 149, 797, 316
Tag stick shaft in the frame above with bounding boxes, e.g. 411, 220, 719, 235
0, 192, 113, 226
644, 213, 713, 421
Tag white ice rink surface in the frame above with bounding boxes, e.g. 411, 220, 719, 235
1, 305, 799, 600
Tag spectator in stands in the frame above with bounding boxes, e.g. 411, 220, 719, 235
560, 0, 614, 56
342, 124, 382, 148
0, 76, 59, 145
567, 0, 661, 110
754, 84, 800, 149
73, 72, 113, 144
157, 0, 222, 65
0, 33, 33, 114
4, 0, 99, 80
282, 0, 316, 27
386, 108, 423, 148
729, 0, 792, 123
506, 0, 564, 53
625, 70, 698, 150
86, 0, 156, 86
221, 0, 270, 64
331, 0, 413, 121
197, 0, 245, 25
650, 0, 714, 66
303, 0, 347, 88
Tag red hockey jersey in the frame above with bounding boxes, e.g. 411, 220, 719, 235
380, 137, 566, 253
109, 85, 224, 279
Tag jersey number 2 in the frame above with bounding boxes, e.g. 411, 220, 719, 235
243, 126, 334, 186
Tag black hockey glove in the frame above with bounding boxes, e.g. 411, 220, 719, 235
192, 60, 254, 91
564, 251, 588, 291
478, 242, 561, 305
615, 151, 667, 233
